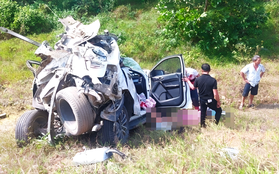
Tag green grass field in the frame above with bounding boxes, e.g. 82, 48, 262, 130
1, 1, 279, 173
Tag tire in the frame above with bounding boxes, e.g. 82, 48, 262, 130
56, 87, 95, 136
100, 106, 129, 145
15, 110, 48, 147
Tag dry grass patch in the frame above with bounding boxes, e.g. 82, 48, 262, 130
212, 60, 279, 108
1, 60, 279, 173
1, 107, 279, 173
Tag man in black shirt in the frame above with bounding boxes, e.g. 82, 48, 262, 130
183, 63, 222, 127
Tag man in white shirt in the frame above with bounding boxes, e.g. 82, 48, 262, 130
239, 55, 265, 109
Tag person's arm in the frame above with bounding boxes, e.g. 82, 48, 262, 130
260, 71, 264, 78
240, 71, 249, 84
213, 89, 221, 108
260, 65, 265, 78
182, 77, 196, 90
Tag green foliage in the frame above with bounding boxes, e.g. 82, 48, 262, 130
0, 0, 19, 31
156, 0, 269, 59
258, 1, 279, 58
116, 0, 153, 6
0, 0, 117, 35
12, 5, 55, 34
0, 0, 55, 34
0, 31, 59, 84
14, 0, 117, 17
69, 0, 116, 18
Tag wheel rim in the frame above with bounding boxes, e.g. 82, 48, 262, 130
58, 99, 77, 129
32, 116, 48, 137
115, 109, 128, 141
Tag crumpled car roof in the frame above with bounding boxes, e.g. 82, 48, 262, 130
55, 16, 100, 50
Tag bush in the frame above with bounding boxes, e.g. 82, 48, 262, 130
0, 0, 117, 35
156, 0, 269, 58
14, 0, 116, 17
72, 0, 116, 18
12, 5, 55, 34
0, 0, 55, 35
0, 0, 19, 31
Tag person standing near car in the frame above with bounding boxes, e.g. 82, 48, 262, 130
185, 67, 200, 110
183, 63, 222, 127
239, 55, 265, 109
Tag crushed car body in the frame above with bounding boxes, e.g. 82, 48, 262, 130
7, 16, 146, 146
1, 16, 192, 147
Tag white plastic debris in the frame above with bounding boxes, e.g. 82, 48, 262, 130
219, 147, 239, 160
73, 147, 125, 165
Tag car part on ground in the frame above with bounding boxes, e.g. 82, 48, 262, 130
73, 147, 126, 165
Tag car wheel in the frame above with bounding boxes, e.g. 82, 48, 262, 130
101, 106, 129, 145
15, 110, 48, 147
56, 87, 95, 136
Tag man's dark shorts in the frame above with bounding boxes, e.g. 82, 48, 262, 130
242, 83, 259, 97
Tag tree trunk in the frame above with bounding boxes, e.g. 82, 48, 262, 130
204, 0, 208, 12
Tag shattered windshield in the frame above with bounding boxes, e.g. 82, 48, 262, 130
122, 57, 144, 74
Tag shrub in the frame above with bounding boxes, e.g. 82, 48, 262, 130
156, 0, 269, 58
67, 0, 116, 18
12, 5, 55, 34
14, 0, 116, 17
0, 0, 55, 35
0, 0, 19, 31
1, 0, 117, 35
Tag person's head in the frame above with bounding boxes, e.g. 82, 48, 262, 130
252, 55, 261, 65
201, 63, 211, 72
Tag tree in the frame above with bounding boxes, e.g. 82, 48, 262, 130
156, 0, 269, 57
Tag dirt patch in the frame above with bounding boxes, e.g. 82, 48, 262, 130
0, 80, 33, 133
0, 106, 26, 133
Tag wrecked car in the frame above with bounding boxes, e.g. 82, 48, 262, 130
1, 16, 191, 146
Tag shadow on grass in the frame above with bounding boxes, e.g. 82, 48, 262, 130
127, 124, 201, 149
52, 106, 239, 150
256, 103, 279, 110
68, 111, 238, 150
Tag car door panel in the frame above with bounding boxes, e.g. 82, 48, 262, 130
151, 73, 183, 106
149, 55, 187, 108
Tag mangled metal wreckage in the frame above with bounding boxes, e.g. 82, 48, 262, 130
10, 16, 149, 146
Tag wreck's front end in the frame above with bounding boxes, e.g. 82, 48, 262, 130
15, 16, 141, 146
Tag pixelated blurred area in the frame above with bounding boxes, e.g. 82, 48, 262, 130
220, 107, 235, 129
146, 108, 200, 130
146, 107, 235, 130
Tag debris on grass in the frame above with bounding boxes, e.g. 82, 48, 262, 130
219, 147, 239, 160
73, 147, 126, 165
0, 113, 6, 119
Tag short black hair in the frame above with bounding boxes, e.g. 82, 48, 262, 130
201, 63, 211, 72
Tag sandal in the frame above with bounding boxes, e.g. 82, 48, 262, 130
248, 104, 255, 108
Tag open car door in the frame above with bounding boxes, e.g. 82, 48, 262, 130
149, 54, 188, 108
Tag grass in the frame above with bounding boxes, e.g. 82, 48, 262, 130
0, 31, 61, 84
1, 0, 279, 173
1, 106, 279, 173
1, 59, 279, 173
1, 1, 279, 84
